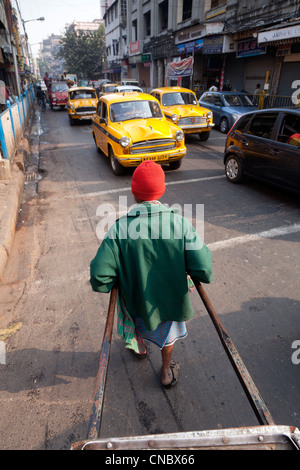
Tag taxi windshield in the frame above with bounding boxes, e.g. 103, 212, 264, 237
162, 92, 197, 106
69, 89, 97, 100
110, 100, 163, 122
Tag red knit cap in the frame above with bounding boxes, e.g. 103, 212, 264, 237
131, 160, 166, 200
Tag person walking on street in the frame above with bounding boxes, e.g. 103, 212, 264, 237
253, 83, 261, 105
36, 86, 46, 111
90, 161, 213, 388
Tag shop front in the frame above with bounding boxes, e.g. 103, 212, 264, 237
258, 22, 300, 97
128, 41, 151, 88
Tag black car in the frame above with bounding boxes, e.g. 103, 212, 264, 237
224, 108, 300, 194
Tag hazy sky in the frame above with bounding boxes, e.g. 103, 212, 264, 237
14, 0, 103, 55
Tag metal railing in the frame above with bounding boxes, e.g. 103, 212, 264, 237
0, 86, 35, 162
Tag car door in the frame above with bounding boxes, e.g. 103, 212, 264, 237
269, 111, 300, 191
199, 93, 221, 126
93, 101, 107, 153
239, 111, 280, 179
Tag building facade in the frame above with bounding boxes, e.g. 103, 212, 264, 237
38, 34, 64, 79
103, 0, 300, 97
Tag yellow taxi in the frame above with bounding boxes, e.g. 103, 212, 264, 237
98, 83, 120, 96
67, 87, 98, 125
150, 86, 214, 141
92, 92, 186, 175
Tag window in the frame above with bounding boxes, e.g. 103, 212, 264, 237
101, 103, 108, 120
159, 0, 168, 32
70, 90, 97, 100
235, 114, 252, 133
162, 91, 197, 106
200, 93, 214, 104
278, 113, 300, 146
110, 100, 163, 122
246, 113, 278, 140
132, 19, 137, 41
182, 0, 192, 21
211, 0, 226, 8
144, 11, 151, 37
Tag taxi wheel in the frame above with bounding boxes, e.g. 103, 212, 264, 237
109, 148, 124, 175
93, 133, 101, 153
169, 160, 182, 170
199, 131, 210, 141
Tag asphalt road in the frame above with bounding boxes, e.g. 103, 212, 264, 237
0, 106, 299, 450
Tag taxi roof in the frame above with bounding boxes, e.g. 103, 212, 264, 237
151, 86, 196, 94
68, 86, 96, 92
101, 92, 158, 104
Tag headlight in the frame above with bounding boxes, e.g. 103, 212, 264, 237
70, 103, 75, 110
119, 136, 130, 147
171, 114, 177, 122
175, 130, 184, 142
207, 111, 213, 119
232, 113, 241, 121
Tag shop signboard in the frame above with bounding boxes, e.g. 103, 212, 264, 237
237, 38, 266, 58
203, 35, 224, 54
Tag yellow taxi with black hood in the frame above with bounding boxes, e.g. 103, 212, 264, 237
150, 86, 214, 141
67, 86, 98, 125
92, 91, 186, 175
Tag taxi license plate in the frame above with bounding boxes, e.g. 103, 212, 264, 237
142, 155, 167, 161
80, 116, 91, 120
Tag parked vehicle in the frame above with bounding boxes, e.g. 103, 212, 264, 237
65, 74, 78, 86
92, 92, 186, 175
199, 91, 256, 133
151, 86, 214, 141
98, 83, 119, 96
49, 81, 69, 110
224, 108, 300, 194
67, 86, 98, 125
121, 79, 139, 87
114, 85, 143, 93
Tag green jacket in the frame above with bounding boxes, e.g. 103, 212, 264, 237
90, 203, 212, 331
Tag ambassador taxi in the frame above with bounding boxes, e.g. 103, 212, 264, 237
92, 92, 186, 175
67, 87, 98, 125
150, 86, 214, 141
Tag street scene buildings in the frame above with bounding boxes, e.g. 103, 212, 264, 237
104, 0, 300, 97
0, 0, 300, 451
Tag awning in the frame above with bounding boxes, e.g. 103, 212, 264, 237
258, 23, 300, 45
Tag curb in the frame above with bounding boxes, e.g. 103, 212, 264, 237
0, 110, 35, 281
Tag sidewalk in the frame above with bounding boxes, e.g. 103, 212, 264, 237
0, 111, 35, 281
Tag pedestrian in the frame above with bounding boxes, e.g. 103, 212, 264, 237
43, 72, 50, 88
90, 161, 213, 389
36, 86, 46, 111
209, 83, 218, 91
223, 80, 232, 91
253, 83, 261, 105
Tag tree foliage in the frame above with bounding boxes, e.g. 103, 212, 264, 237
57, 24, 105, 79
